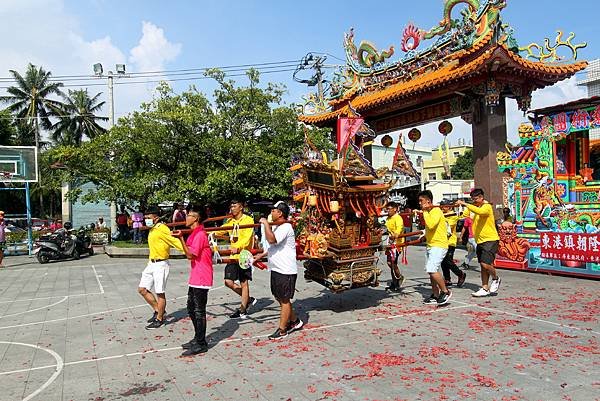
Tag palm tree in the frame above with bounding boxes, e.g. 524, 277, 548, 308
0, 63, 64, 149
51, 89, 108, 146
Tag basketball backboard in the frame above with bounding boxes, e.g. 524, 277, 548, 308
0, 146, 38, 182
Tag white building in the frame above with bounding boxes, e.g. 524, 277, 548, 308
577, 58, 600, 140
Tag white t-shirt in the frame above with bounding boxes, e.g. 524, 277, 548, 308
268, 222, 297, 275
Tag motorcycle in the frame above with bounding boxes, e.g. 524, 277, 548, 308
34, 226, 94, 264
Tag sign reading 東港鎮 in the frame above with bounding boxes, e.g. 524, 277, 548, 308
540, 232, 600, 262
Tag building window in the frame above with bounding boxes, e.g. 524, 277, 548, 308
428, 173, 437, 180
453, 151, 460, 157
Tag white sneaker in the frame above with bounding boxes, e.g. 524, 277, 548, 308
471, 288, 490, 297
489, 278, 501, 293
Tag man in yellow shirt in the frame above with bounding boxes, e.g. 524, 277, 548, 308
416, 190, 452, 305
138, 206, 184, 330
217, 200, 257, 319
384, 202, 405, 291
440, 199, 467, 288
457, 188, 501, 297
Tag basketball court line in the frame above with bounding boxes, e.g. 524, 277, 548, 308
91, 265, 105, 294
451, 299, 600, 335
0, 285, 226, 330
0, 297, 68, 320
0, 341, 63, 401
0, 265, 106, 304
0, 303, 473, 377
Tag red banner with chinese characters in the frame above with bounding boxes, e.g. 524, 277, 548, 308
540, 232, 600, 262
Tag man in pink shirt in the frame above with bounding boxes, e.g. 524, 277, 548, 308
173, 205, 213, 356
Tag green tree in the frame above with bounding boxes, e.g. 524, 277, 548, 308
51, 89, 108, 146
52, 71, 332, 207
0, 110, 15, 145
0, 63, 63, 149
450, 149, 474, 179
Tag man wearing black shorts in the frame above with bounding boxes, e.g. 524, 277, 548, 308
259, 201, 303, 340
457, 188, 501, 297
217, 200, 257, 319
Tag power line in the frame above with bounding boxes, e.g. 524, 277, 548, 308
0, 59, 303, 83
0, 67, 300, 90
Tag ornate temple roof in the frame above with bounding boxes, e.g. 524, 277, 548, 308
298, 0, 588, 127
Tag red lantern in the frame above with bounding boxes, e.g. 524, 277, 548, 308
381, 134, 393, 148
408, 128, 421, 143
438, 120, 453, 136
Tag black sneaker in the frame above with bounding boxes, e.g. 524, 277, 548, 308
145, 319, 164, 330
229, 309, 248, 319
268, 328, 288, 340
286, 318, 304, 333
457, 272, 466, 288
181, 339, 197, 349
445, 280, 453, 288
437, 291, 452, 306
181, 344, 208, 356
147, 311, 158, 323
385, 284, 400, 292
423, 294, 438, 305
248, 297, 257, 308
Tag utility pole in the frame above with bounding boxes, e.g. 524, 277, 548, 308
314, 56, 325, 105
93, 63, 127, 236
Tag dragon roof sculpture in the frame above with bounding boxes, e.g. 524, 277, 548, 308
299, 0, 587, 123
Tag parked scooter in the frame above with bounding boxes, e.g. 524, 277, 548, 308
34, 222, 94, 263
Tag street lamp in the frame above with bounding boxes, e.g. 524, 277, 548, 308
93, 63, 129, 234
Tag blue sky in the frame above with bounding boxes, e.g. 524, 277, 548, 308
2, 0, 599, 147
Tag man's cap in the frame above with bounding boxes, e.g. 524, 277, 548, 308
145, 206, 161, 215
271, 200, 290, 215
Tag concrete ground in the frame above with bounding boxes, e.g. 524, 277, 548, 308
0, 247, 598, 401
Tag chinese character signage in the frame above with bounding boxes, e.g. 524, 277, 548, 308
540, 232, 600, 262
534, 105, 600, 134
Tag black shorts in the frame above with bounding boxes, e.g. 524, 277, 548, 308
270, 271, 297, 300
224, 262, 252, 282
476, 240, 499, 265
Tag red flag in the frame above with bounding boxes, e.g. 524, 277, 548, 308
336, 117, 364, 153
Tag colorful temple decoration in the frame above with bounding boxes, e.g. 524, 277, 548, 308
299, 0, 587, 127
292, 120, 419, 292
496, 97, 600, 278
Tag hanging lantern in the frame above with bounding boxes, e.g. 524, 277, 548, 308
329, 200, 340, 213
381, 134, 393, 148
309, 194, 318, 206
438, 120, 453, 136
408, 128, 421, 143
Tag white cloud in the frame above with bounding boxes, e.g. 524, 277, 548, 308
0, 2, 182, 123
129, 21, 182, 72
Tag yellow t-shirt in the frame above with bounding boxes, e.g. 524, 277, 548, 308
423, 207, 449, 249
218, 214, 254, 260
462, 202, 500, 244
444, 212, 459, 247
385, 213, 405, 245
148, 223, 184, 260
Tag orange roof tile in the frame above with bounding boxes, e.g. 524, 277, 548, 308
299, 44, 587, 126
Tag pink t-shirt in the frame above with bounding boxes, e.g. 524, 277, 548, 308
186, 226, 213, 288
463, 217, 474, 238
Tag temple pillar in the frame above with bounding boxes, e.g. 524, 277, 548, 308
471, 98, 507, 215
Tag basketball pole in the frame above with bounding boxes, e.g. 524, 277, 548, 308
25, 182, 32, 256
